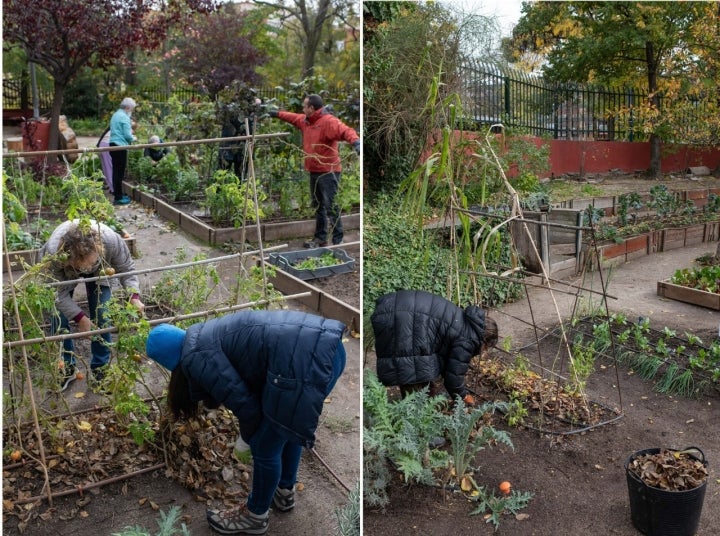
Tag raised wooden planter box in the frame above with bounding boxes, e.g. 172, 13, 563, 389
124, 182, 360, 246
262, 259, 360, 332
582, 222, 719, 272
3, 237, 138, 273
657, 279, 720, 310
554, 187, 719, 215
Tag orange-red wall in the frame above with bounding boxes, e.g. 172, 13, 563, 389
424, 131, 720, 177
543, 139, 720, 177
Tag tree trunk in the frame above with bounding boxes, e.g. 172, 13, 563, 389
300, 0, 332, 78
645, 41, 661, 178
649, 133, 661, 178
715, 240, 720, 260
47, 82, 66, 162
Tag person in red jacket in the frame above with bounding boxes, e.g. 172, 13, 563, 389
270, 94, 360, 248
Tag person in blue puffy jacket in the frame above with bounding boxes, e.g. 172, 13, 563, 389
145, 310, 346, 535
371, 289, 497, 405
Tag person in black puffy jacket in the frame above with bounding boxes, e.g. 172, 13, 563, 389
371, 290, 497, 404
145, 310, 346, 535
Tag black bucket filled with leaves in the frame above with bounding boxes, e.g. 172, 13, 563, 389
625, 447, 708, 536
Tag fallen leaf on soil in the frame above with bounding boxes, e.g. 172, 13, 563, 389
76, 421, 92, 432
460, 476, 473, 491
296, 482, 305, 491
150, 501, 160, 511
515, 513, 530, 521
79, 511, 89, 518
74, 392, 85, 399
139, 497, 148, 505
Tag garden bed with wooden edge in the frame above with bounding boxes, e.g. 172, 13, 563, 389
581, 222, 720, 271
123, 182, 360, 246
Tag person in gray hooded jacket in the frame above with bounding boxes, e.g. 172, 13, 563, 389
40, 219, 143, 390
371, 289, 497, 404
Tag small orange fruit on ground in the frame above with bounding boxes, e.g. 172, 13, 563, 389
499, 481, 512, 495
75, 371, 85, 380
10, 450, 22, 462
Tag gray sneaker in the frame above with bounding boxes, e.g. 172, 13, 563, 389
272, 486, 295, 512
207, 503, 269, 535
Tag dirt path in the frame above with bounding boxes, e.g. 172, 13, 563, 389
364, 241, 720, 536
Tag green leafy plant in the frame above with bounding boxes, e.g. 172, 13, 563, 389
62, 174, 116, 225
617, 192, 643, 226
149, 249, 221, 315
671, 265, 720, 293
445, 398, 511, 479
111, 506, 190, 536
293, 252, 341, 270
469, 486, 534, 531
363, 370, 448, 507
648, 184, 679, 217
569, 343, 595, 394
505, 392, 528, 427
335, 481, 360, 536
582, 205, 604, 227
204, 169, 267, 226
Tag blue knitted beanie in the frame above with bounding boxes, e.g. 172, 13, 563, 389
146, 324, 186, 371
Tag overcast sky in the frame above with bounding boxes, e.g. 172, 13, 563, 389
442, 0, 525, 36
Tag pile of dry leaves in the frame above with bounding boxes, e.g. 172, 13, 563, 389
3, 404, 251, 526
468, 356, 619, 432
627, 448, 708, 491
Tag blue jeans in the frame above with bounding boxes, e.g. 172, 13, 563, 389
247, 420, 303, 515
246, 343, 346, 515
309, 172, 343, 244
51, 282, 112, 370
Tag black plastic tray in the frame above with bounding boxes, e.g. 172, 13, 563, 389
268, 247, 355, 280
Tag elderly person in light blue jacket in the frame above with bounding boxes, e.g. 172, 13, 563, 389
145, 311, 346, 535
109, 97, 137, 205
40, 219, 144, 391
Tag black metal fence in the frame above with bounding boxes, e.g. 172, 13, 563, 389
2, 80, 358, 117
460, 59, 711, 142
2, 78, 53, 111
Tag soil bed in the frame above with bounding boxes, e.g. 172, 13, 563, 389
364, 235, 720, 536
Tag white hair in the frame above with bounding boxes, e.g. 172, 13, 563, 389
120, 97, 137, 110
149, 135, 160, 143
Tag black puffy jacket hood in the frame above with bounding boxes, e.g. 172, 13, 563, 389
371, 290, 486, 397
